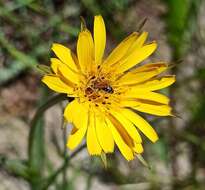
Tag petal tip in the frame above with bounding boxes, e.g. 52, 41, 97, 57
95, 14, 103, 19
152, 136, 159, 143
66, 142, 75, 150
87, 150, 102, 156
51, 43, 59, 49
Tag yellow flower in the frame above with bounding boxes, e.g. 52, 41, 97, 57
42, 15, 175, 161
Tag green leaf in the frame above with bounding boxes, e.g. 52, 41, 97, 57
0, 157, 30, 180
28, 88, 48, 188
28, 116, 45, 175
164, 0, 202, 59
28, 92, 69, 189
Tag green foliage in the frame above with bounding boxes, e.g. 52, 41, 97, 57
0, 32, 38, 85
28, 114, 45, 189
196, 68, 205, 79
164, 1, 205, 189
0, 1, 79, 85
164, 0, 201, 59
28, 92, 69, 189
0, 156, 30, 180
152, 139, 169, 163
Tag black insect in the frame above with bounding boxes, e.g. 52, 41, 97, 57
102, 86, 114, 93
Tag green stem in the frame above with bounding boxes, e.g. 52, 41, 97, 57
42, 143, 86, 190
61, 103, 68, 187
28, 94, 70, 154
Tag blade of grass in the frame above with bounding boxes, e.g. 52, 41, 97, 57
28, 88, 47, 190
0, 156, 30, 180
28, 90, 71, 189
41, 143, 86, 190
0, 31, 38, 69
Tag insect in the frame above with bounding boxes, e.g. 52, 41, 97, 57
93, 79, 114, 94
102, 86, 114, 93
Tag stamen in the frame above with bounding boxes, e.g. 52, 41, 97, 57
85, 87, 94, 95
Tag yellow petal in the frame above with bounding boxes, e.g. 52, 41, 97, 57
64, 100, 75, 123
121, 109, 159, 143
134, 62, 168, 73
133, 143, 144, 154
133, 103, 172, 116
127, 32, 148, 54
50, 58, 60, 73
86, 113, 102, 155
106, 117, 134, 161
108, 114, 134, 147
95, 115, 114, 153
121, 100, 172, 116
42, 75, 73, 94
117, 42, 157, 73
111, 110, 142, 143
64, 100, 88, 129
57, 69, 76, 88
124, 91, 170, 105
77, 29, 94, 73
116, 70, 159, 85
133, 75, 176, 91
51, 43, 78, 72
94, 15, 106, 64
50, 58, 80, 85
103, 32, 138, 67
67, 125, 87, 150
57, 63, 79, 84
116, 62, 167, 85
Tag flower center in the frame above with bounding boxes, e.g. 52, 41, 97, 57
83, 75, 114, 105
87, 77, 113, 93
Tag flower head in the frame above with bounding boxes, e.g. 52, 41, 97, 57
42, 15, 175, 161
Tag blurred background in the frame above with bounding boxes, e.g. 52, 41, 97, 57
0, 0, 205, 189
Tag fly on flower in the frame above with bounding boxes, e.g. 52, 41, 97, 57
42, 15, 175, 161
